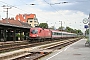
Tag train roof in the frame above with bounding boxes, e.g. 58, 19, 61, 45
30, 27, 50, 31
51, 29, 76, 34
50, 29, 61, 32
30, 28, 77, 35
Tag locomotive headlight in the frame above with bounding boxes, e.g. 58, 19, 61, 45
37, 35, 38, 37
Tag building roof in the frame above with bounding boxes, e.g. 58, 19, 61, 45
15, 14, 36, 23
26, 14, 35, 19
1, 19, 22, 26
0, 18, 32, 28
19, 21, 31, 27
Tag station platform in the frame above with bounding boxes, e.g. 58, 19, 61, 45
40, 39, 90, 60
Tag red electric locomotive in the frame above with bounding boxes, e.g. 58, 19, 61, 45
29, 27, 52, 42
28, 27, 77, 42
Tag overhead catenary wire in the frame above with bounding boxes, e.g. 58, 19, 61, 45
43, 0, 84, 29
17, 0, 56, 22
0, 0, 84, 30
0, 1, 21, 17
0, 1, 32, 15
0, 0, 69, 22
0, 0, 52, 23
43, 0, 70, 22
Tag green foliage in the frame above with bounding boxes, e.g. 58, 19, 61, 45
16, 33, 20, 37
21, 34, 25, 38
16, 33, 25, 38
85, 29, 89, 34
58, 26, 64, 31
39, 23, 48, 28
65, 26, 83, 35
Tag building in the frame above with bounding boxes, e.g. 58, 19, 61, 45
15, 14, 39, 27
0, 18, 32, 41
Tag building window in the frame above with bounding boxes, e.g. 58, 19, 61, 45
34, 21, 37, 22
34, 24, 38, 26
30, 21, 32, 22
18, 18, 20, 21
34, 18, 38, 20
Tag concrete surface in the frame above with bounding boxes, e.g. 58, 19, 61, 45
40, 39, 90, 60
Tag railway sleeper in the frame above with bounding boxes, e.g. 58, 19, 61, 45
46, 43, 66, 49
0, 50, 27, 60
47, 41, 75, 50
0, 45, 30, 53
12, 52, 51, 60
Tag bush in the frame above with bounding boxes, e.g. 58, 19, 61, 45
16, 33, 20, 37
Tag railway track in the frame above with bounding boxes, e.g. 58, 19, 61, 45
0, 40, 55, 53
0, 41, 29, 53
12, 52, 50, 60
0, 38, 81, 60
0, 38, 72, 53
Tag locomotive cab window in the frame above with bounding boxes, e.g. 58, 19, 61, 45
31, 29, 38, 34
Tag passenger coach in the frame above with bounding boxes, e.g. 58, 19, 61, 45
51, 30, 77, 39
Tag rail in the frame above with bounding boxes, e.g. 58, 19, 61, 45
0, 38, 82, 60
10, 38, 81, 60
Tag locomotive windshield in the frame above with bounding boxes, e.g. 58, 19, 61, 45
31, 29, 38, 34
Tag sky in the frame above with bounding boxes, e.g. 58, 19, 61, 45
0, 0, 90, 33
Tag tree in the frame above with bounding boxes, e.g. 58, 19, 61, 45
65, 27, 72, 32
58, 26, 65, 31
65, 26, 83, 35
85, 29, 89, 34
76, 29, 83, 35
39, 23, 48, 29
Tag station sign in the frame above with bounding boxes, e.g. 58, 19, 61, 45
84, 25, 88, 28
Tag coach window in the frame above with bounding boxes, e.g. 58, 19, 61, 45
52, 32, 55, 35
57, 33, 59, 35
54, 32, 56, 35
60, 33, 62, 35
52, 32, 54, 35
